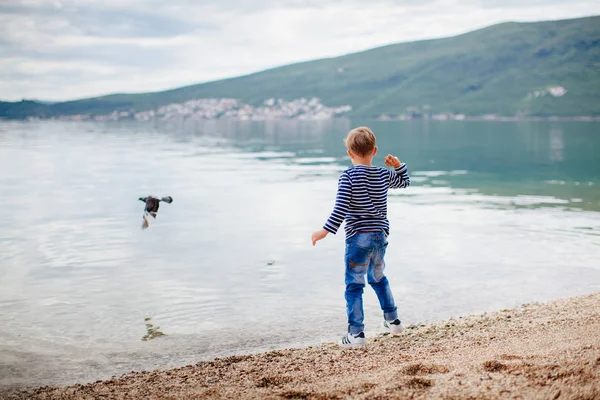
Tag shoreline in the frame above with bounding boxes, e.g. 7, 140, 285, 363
2, 293, 599, 399
8, 115, 600, 123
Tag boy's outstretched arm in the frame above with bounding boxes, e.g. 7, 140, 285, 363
312, 173, 352, 246
385, 154, 410, 189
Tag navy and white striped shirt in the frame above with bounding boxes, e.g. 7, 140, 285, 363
323, 163, 410, 239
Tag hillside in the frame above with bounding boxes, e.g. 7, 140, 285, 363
1, 15, 599, 119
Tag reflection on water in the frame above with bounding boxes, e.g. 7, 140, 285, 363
549, 127, 564, 162
0, 119, 599, 389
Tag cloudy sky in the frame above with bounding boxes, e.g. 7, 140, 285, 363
1, 0, 598, 102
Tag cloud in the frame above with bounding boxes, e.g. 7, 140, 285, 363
1, 1, 216, 39
0, 0, 598, 101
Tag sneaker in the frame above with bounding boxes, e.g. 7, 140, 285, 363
383, 319, 404, 335
340, 332, 366, 347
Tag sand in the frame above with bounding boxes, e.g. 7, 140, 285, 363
2, 293, 599, 399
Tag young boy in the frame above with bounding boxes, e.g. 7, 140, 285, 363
311, 126, 410, 347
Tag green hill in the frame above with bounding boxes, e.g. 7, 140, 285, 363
2, 15, 599, 119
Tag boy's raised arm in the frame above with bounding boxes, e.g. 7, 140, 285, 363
389, 164, 410, 189
385, 154, 410, 189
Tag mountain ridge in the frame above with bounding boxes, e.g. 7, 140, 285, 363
1, 15, 599, 120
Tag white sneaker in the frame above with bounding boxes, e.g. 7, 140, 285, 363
383, 319, 404, 335
340, 332, 366, 347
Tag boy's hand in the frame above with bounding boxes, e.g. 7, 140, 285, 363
384, 154, 401, 168
311, 229, 328, 246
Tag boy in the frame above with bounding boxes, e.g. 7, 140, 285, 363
311, 126, 410, 347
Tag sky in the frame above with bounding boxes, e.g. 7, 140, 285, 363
1, 0, 599, 102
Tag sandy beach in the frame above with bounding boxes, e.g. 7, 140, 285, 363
2, 293, 599, 400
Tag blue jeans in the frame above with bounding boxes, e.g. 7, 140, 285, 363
345, 231, 398, 334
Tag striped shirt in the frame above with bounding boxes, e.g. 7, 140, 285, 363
323, 163, 410, 239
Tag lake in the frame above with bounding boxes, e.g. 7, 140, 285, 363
0, 119, 599, 388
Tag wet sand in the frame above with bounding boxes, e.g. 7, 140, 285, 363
2, 293, 599, 399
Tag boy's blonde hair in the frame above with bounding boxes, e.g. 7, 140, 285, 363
344, 126, 376, 156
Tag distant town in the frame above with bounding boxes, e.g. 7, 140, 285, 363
41, 98, 353, 122
22, 86, 599, 122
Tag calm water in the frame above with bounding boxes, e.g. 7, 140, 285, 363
0, 119, 599, 388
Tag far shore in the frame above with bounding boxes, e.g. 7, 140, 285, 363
14, 115, 600, 123
2, 292, 599, 399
